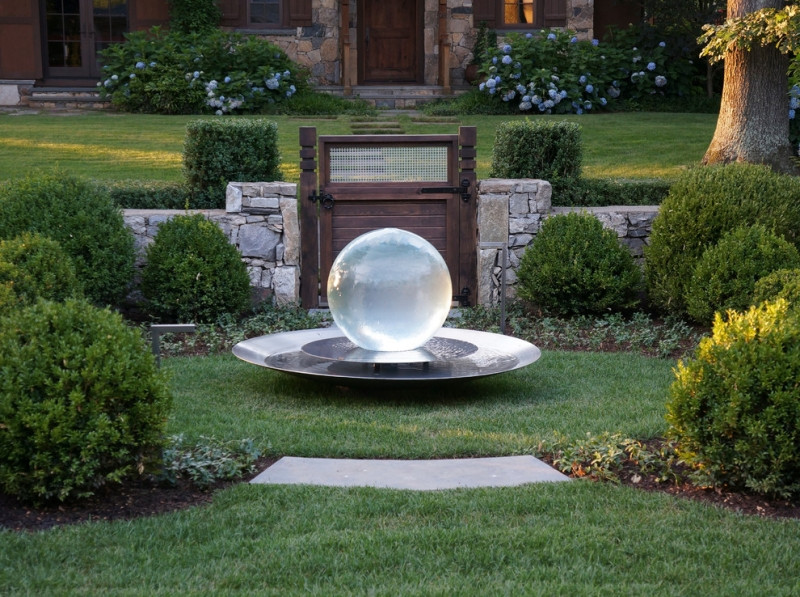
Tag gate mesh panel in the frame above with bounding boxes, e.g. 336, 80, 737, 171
329, 146, 449, 182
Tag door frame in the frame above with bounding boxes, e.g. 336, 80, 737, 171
42, 0, 128, 81
357, 0, 424, 84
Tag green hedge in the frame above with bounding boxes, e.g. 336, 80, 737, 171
183, 119, 282, 208
490, 120, 582, 186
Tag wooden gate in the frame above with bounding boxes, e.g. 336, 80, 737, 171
299, 126, 477, 309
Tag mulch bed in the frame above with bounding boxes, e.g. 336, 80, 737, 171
2, 453, 797, 532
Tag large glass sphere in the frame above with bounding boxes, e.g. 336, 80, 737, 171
327, 228, 453, 351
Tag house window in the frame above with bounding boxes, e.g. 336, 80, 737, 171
473, 0, 566, 29
504, 1, 535, 25
250, 0, 281, 25
219, 0, 311, 29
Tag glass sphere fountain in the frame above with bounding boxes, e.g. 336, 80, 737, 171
233, 228, 540, 385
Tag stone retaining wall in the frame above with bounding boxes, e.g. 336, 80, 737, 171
123, 182, 300, 305
123, 178, 659, 310
477, 178, 659, 306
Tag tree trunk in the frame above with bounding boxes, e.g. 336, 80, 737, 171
702, 0, 800, 175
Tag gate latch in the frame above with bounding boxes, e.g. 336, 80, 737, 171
420, 179, 471, 203
309, 189, 335, 209
453, 287, 471, 307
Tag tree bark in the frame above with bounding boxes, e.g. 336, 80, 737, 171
702, 0, 800, 175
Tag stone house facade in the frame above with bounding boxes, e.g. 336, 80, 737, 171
1, 0, 640, 105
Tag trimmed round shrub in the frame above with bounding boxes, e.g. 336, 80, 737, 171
685, 225, 800, 323
0, 232, 83, 314
753, 268, 800, 306
140, 213, 251, 322
645, 164, 800, 315
0, 299, 171, 504
0, 171, 135, 306
516, 212, 642, 316
667, 300, 800, 498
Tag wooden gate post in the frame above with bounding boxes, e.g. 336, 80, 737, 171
299, 127, 319, 308
459, 126, 478, 304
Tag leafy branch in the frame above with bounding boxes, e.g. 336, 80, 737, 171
699, 6, 800, 63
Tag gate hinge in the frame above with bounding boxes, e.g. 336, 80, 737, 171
309, 189, 335, 209
453, 287, 471, 307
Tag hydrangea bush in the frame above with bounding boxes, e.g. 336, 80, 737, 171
98, 28, 303, 115
476, 27, 696, 114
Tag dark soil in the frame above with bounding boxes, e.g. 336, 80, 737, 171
2, 451, 798, 532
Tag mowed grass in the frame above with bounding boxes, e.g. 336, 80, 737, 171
0, 111, 716, 184
164, 351, 674, 456
2, 351, 800, 595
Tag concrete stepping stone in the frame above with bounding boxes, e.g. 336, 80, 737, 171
250, 455, 569, 490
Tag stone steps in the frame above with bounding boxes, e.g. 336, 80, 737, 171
25, 87, 110, 110
326, 85, 465, 109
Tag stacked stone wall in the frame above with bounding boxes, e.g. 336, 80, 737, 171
123, 182, 300, 305
477, 178, 658, 306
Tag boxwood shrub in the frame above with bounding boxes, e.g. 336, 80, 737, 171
0, 299, 171, 504
645, 164, 800, 315
140, 213, 251, 322
490, 120, 582, 187
667, 299, 800, 498
0, 171, 135, 307
753, 268, 800, 306
106, 180, 192, 210
516, 212, 641, 316
183, 118, 282, 208
0, 232, 82, 315
685, 225, 800, 323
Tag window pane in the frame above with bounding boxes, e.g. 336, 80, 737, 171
504, 0, 535, 25
250, 0, 280, 24
46, 15, 64, 40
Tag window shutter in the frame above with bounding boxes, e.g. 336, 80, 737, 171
542, 0, 566, 27
472, 0, 496, 29
288, 0, 313, 26
218, 0, 243, 27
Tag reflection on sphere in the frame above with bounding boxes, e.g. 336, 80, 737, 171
327, 228, 453, 351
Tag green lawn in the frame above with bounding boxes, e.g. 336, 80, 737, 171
3, 351, 800, 595
0, 111, 716, 184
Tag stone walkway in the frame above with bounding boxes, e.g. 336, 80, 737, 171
250, 456, 569, 491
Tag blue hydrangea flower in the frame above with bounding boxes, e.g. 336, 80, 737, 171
150, 61, 157, 67
265, 77, 279, 90
111, 74, 118, 81
479, 82, 486, 91
790, 96, 799, 110
647, 62, 656, 71
129, 73, 136, 79
135, 61, 145, 69
284, 70, 291, 77
579, 75, 587, 85
599, 97, 608, 106
502, 44, 512, 54
659, 41, 666, 47
790, 109, 796, 119
492, 56, 498, 64
655, 75, 667, 87
516, 84, 526, 94
520, 101, 532, 111
548, 88, 557, 99
532, 95, 541, 104
526, 33, 533, 39
486, 78, 496, 88
570, 36, 578, 43
502, 55, 512, 65
224, 76, 232, 84
585, 84, 594, 93
584, 100, 592, 110
193, 71, 200, 78
547, 33, 557, 41
592, 39, 599, 46
560, 90, 568, 99
607, 86, 620, 98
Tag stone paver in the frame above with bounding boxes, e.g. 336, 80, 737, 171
250, 455, 569, 490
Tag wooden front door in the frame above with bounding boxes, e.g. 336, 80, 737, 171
43, 0, 127, 79
299, 127, 478, 309
359, 0, 420, 83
